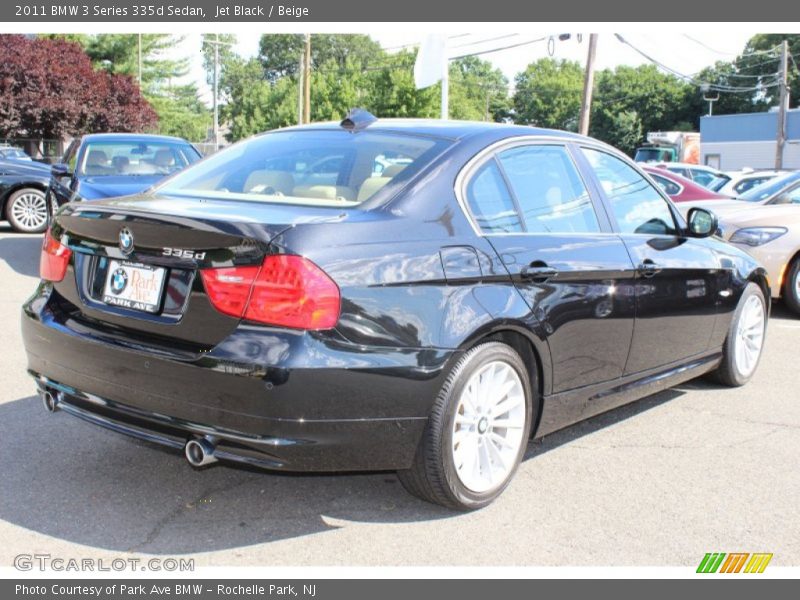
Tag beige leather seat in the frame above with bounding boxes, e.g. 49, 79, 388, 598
356, 163, 408, 202
243, 170, 295, 195
292, 185, 356, 202
381, 164, 406, 178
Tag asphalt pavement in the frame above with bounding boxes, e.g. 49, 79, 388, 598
1, 225, 797, 567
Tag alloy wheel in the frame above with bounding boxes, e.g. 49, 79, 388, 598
451, 360, 526, 493
734, 294, 765, 378
10, 190, 48, 232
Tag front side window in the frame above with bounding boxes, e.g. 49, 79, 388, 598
497, 145, 600, 234
583, 148, 677, 236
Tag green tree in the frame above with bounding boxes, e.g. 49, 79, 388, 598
367, 50, 440, 119
590, 65, 695, 153
449, 56, 511, 122
513, 58, 583, 130
258, 34, 384, 83
201, 33, 238, 86
738, 34, 800, 108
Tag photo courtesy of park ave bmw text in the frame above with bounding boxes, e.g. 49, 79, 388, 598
0, 0, 798, 595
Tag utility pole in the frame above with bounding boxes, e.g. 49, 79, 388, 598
213, 33, 219, 151
775, 39, 789, 169
137, 33, 142, 86
303, 34, 311, 124
297, 49, 305, 125
205, 36, 235, 151
441, 57, 449, 120
578, 33, 598, 136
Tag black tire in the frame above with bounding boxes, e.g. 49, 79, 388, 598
783, 259, 800, 315
711, 282, 767, 387
397, 342, 535, 510
5, 187, 48, 233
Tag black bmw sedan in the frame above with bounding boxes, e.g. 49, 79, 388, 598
22, 114, 769, 509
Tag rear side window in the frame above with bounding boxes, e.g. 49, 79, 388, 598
465, 144, 600, 234
158, 130, 451, 207
465, 161, 523, 233
650, 173, 681, 196
584, 148, 677, 236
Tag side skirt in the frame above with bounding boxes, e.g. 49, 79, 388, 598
535, 352, 722, 438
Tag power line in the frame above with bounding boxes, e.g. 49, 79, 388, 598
681, 34, 780, 58
451, 34, 520, 49
450, 36, 548, 61
615, 34, 780, 93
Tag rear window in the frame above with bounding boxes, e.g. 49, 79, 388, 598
79, 141, 200, 177
157, 130, 450, 207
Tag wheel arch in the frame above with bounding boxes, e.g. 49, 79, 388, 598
747, 266, 772, 313
456, 323, 550, 438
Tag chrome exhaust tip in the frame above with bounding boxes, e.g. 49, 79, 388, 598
41, 389, 59, 413
184, 437, 218, 467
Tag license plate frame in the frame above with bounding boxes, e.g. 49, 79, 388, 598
102, 260, 167, 314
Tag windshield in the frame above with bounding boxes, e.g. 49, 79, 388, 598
157, 129, 451, 207
0, 148, 30, 160
635, 148, 672, 162
78, 140, 200, 177
739, 171, 800, 202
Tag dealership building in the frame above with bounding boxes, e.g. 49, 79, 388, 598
700, 108, 800, 170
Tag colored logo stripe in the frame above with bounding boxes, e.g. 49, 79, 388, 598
719, 553, 749, 573
744, 553, 773, 573
697, 553, 726, 573
697, 552, 773, 573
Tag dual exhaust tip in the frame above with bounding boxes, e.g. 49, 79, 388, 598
40, 385, 219, 469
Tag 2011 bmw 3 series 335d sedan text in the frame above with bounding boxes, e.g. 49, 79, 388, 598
23, 112, 769, 510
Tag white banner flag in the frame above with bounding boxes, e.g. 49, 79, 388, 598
414, 35, 447, 89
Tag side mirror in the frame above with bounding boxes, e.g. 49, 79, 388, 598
686, 207, 718, 238
51, 163, 72, 180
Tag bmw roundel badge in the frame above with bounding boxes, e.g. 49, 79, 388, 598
119, 227, 134, 255
110, 268, 128, 295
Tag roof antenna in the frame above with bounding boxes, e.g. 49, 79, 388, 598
340, 108, 377, 132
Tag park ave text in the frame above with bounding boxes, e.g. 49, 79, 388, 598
16, 584, 317, 597
14, 4, 311, 19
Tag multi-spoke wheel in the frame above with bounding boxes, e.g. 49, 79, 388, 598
398, 342, 535, 510
712, 282, 767, 387
6, 188, 48, 233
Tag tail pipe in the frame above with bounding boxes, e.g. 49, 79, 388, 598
184, 437, 218, 467
40, 388, 60, 413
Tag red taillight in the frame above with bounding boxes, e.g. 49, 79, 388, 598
40, 229, 72, 282
200, 255, 340, 330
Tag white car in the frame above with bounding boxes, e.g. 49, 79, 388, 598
716, 169, 789, 197
656, 162, 730, 191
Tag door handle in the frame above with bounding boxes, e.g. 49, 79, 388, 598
521, 263, 559, 282
637, 259, 662, 278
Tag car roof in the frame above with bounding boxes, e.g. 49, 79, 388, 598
272, 118, 590, 143
79, 133, 193, 144
660, 162, 722, 172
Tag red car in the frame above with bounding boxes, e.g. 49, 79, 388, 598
642, 166, 730, 203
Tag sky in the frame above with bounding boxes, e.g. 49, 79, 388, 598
179, 31, 760, 105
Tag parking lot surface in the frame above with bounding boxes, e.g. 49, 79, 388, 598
1, 226, 798, 567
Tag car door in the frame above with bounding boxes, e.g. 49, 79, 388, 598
462, 141, 637, 393
580, 147, 721, 374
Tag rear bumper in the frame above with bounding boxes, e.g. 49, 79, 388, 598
22, 285, 456, 471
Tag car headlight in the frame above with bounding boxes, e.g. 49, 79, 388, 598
729, 226, 788, 247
